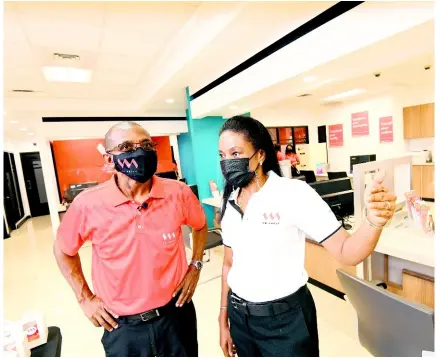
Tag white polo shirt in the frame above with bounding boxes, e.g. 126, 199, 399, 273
221, 171, 341, 303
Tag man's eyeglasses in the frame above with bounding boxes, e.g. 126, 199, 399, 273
107, 140, 157, 154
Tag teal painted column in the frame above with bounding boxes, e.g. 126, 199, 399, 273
177, 88, 225, 227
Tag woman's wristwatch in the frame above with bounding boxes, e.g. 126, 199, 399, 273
190, 260, 203, 270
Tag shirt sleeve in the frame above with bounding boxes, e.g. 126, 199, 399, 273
292, 181, 342, 243
182, 185, 206, 230
56, 201, 87, 256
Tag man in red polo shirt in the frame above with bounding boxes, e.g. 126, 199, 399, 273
54, 121, 207, 357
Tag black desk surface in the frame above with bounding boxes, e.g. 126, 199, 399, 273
31, 327, 62, 357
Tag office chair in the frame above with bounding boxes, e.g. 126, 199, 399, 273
327, 171, 348, 180
337, 269, 434, 357
182, 225, 223, 263
299, 170, 317, 183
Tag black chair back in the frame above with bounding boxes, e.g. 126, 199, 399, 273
300, 170, 317, 183
328, 171, 348, 180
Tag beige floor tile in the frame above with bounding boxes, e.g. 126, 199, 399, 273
4, 216, 370, 357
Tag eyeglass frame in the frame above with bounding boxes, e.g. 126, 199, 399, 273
106, 139, 157, 154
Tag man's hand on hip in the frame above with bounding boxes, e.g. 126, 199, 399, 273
80, 295, 119, 331
173, 266, 201, 307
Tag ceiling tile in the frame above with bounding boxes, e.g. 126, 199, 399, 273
46, 83, 93, 99
100, 27, 153, 57
89, 85, 133, 100
16, 2, 105, 27
104, 2, 199, 32
4, 70, 47, 92
96, 53, 150, 74
4, 43, 36, 70
4, 5, 28, 44
93, 70, 141, 87
23, 20, 102, 53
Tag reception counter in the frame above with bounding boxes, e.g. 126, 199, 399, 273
305, 216, 435, 308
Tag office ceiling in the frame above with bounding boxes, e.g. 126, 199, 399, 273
3, 1, 335, 111
254, 51, 435, 115
3, 1, 434, 139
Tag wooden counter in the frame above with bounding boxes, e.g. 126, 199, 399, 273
305, 239, 356, 293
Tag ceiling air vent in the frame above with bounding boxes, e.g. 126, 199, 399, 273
297, 93, 312, 97
53, 53, 80, 61
12, 89, 35, 93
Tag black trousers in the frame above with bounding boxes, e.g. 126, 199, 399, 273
228, 285, 319, 357
101, 299, 198, 357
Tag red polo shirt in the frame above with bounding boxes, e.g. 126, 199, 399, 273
57, 175, 206, 315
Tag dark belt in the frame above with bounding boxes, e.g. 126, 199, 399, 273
118, 295, 178, 324
229, 285, 308, 317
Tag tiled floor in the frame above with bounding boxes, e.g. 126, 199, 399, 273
4, 216, 371, 357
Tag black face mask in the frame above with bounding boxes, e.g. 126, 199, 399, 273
113, 148, 157, 183
220, 151, 258, 188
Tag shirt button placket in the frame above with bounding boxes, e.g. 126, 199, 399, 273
134, 202, 143, 231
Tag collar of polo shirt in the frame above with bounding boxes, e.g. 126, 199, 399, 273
109, 174, 165, 207
229, 170, 276, 203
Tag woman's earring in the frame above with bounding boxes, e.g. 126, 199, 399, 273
259, 161, 263, 166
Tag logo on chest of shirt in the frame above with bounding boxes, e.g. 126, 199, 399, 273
162, 232, 177, 245
262, 212, 281, 225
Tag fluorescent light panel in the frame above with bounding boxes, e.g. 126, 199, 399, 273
322, 88, 366, 102
42, 66, 92, 83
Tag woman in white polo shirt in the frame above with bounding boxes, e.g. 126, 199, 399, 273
218, 116, 397, 357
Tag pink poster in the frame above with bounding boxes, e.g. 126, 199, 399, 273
329, 124, 343, 147
379, 116, 393, 143
351, 111, 369, 136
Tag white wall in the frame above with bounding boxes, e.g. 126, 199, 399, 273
317, 85, 434, 172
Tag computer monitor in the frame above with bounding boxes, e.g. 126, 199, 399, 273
69, 181, 98, 190
337, 269, 434, 357
310, 177, 352, 196
327, 171, 348, 180
321, 190, 354, 218
350, 154, 376, 173
65, 182, 98, 202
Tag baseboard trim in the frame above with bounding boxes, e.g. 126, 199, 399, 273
16, 215, 30, 229
307, 278, 345, 300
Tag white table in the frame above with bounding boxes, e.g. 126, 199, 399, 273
373, 226, 434, 268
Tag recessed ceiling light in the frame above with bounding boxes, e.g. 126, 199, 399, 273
27, 132, 34, 136
322, 89, 366, 102
165, 98, 175, 104
229, 105, 239, 110
20, 127, 27, 131
10, 120, 19, 124
303, 76, 317, 82
42, 66, 92, 83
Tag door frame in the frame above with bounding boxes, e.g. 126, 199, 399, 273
20, 152, 50, 218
